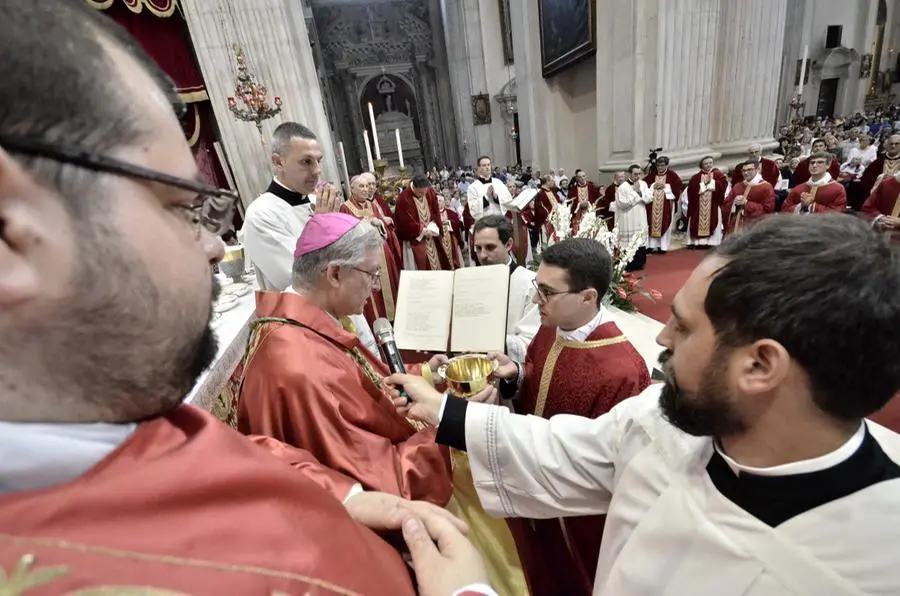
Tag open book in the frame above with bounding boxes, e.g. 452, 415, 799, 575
508, 188, 538, 212
393, 264, 510, 353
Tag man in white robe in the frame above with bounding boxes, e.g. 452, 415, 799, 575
471, 215, 540, 365
614, 166, 652, 271
466, 155, 512, 230
239, 122, 376, 353
389, 214, 900, 595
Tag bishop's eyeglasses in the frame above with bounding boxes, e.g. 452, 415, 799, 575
0, 137, 240, 239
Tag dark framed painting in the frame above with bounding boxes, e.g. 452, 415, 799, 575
472, 94, 492, 126
538, 0, 596, 78
498, 0, 514, 65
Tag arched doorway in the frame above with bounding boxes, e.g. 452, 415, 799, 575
359, 74, 424, 171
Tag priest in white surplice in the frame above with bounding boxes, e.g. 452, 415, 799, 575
466, 155, 513, 230
471, 215, 540, 364
239, 122, 376, 353
613, 166, 653, 271
387, 214, 900, 595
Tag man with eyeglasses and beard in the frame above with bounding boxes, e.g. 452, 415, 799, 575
388, 214, 900, 595
0, 2, 494, 595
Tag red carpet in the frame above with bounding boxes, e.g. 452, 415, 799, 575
631, 248, 707, 323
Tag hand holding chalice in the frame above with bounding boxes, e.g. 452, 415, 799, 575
437, 354, 501, 400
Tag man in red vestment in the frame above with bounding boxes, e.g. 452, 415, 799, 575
862, 171, 900, 243
792, 138, 842, 186
598, 173, 623, 231
723, 161, 775, 235
0, 3, 493, 593
340, 174, 401, 323
781, 153, 847, 214
480, 239, 650, 596
643, 156, 684, 253
437, 193, 464, 268
859, 134, 900, 198
238, 213, 453, 504
684, 156, 728, 248
568, 168, 601, 234
394, 175, 454, 270
731, 143, 781, 187
533, 175, 559, 244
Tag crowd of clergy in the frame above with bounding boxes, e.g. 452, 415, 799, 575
3, 2, 900, 595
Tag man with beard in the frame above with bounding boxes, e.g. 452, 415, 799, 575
0, 2, 493, 594
389, 214, 900, 595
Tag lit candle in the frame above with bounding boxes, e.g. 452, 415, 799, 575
797, 44, 808, 96
363, 130, 374, 172
368, 102, 381, 160
395, 128, 404, 169
338, 141, 352, 197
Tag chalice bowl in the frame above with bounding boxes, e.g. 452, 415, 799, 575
438, 354, 499, 399
219, 245, 250, 295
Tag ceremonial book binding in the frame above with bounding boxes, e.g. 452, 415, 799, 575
393, 264, 510, 353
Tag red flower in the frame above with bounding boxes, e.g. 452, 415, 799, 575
627, 277, 639, 288
649, 289, 663, 300
616, 286, 628, 299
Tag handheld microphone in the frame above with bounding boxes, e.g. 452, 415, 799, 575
372, 318, 408, 399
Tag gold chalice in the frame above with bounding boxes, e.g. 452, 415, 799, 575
438, 354, 499, 399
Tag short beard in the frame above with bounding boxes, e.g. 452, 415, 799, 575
657, 349, 746, 437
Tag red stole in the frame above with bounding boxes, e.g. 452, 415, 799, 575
509, 321, 650, 596
0, 406, 415, 595
781, 180, 847, 214
686, 169, 727, 238
340, 199, 402, 322
724, 181, 775, 234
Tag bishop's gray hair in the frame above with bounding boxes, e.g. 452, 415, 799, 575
291, 220, 383, 291
271, 122, 317, 158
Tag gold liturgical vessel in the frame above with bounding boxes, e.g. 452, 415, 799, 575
438, 354, 499, 399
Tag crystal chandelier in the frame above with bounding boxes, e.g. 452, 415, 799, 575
227, 45, 282, 141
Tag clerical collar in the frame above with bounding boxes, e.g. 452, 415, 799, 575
707, 424, 900, 527
0, 420, 135, 493
807, 172, 833, 186
558, 307, 606, 342
507, 255, 518, 276
267, 178, 310, 207
477, 177, 492, 184
714, 422, 865, 477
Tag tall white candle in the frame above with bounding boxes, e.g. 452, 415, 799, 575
363, 130, 374, 172
797, 44, 809, 96
395, 128, 405, 169
368, 102, 382, 159
337, 141, 352, 196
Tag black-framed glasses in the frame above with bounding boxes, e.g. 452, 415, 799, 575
532, 279, 582, 303
0, 137, 240, 238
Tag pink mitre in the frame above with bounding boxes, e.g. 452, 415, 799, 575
294, 212, 361, 257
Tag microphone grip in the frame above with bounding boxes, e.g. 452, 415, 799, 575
379, 339, 409, 401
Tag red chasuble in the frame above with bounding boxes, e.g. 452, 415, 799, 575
340, 199, 402, 324
509, 321, 650, 596
781, 180, 847, 214
373, 192, 392, 216
643, 169, 684, 238
534, 189, 557, 239
394, 186, 453, 270
730, 157, 781, 187
862, 174, 900, 243
686, 169, 728, 238
723, 180, 775, 235
859, 154, 900, 197
238, 291, 453, 505
0, 406, 414, 595
791, 156, 841, 186
598, 184, 616, 230
568, 182, 601, 233
440, 207, 464, 268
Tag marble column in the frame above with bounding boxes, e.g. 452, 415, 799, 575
182, 0, 337, 206
709, 0, 787, 159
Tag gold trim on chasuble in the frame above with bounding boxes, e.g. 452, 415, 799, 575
731, 183, 754, 234
415, 197, 442, 270
697, 174, 712, 237
0, 540, 362, 596
650, 175, 666, 238
884, 158, 900, 178
533, 334, 628, 417
439, 211, 456, 268
577, 185, 588, 203
345, 201, 395, 319
892, 191, 900, 218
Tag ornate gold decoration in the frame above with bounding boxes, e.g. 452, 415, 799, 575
371, 160, 408, 206
414, 195, 442, 270
86, 0, 178, 18
0, 554, 69, 595
697, 193, 712, 237
649, 175, 666, 238
533, 335, 628, 417
227, 46, 282, 142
